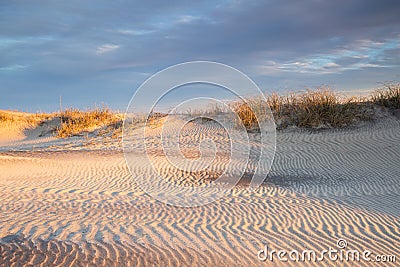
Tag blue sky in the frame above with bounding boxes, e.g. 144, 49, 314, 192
1, 0, 400, 112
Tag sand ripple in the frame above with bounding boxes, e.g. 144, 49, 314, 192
0, 118, 399, 266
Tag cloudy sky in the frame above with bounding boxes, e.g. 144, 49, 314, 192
1, 0, 400, 111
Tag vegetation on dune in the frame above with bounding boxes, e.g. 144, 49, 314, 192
371, 83, 400, 108
183, 104, 228, 117
2, 83, 399, 137
232, 83, 400, 130
230, 98, 268, 130
0, 111, 51, 127
275, 89, 370, 129
285, 90, 366, 128
232, 89, 374, 130
0, 111, 14, 122
55, 107, 121, 138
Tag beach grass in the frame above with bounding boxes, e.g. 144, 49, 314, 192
0, 110, 51, 127
56, 107, 121, 137
371, 83, 400, 108
233, 88, 374, 130
0, 111, 14, 122
2, 83, 399, 136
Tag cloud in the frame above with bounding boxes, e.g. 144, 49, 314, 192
115, 29, 155, 36
253, 37, 400, 75
0, 0, 400, 111
0, 64, 27, 71
96, 44, 120, 55
175, 15, 201, 24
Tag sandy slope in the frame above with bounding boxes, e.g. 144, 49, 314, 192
0, 115, 399, 266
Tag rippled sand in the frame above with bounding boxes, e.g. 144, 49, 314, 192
0, 115, 399, 266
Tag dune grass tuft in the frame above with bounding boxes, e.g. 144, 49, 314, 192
233, 88, 374, 130
273, 89, 371, 129
0, 111, 14, 122
230, 98, 268, 130
0, 111, 51, 128
56, 107, 120, 138
372, 83, 400, 108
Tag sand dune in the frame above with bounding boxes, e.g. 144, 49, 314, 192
0, 114, 399, 266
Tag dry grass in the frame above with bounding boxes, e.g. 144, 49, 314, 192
230, 98, 269, 130
177, 85, 400, 130
145, 112, 168, 129
180, 103, 228, 125
56, 107, 121, 138
97, 120, 123, 139
233, 88, 374, 130
183, 103, 227, 117
0, 111, 52, 128
0, 111, 14, 122
372, 83, 400, 108
2, 84, 400, 137
274, 89, 371, 129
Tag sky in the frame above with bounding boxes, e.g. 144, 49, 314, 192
1, 0, 400, 112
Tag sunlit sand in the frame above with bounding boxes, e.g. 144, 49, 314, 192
0, 108, 399, 266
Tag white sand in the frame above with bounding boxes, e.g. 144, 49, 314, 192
0, 113, 399, 266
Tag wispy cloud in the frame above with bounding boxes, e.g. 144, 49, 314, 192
0, 36, 54, 49
255, 37, 399, 75
96, 44, 120, 55
116, 29, 154, 36
176, 15, 200, 24
1, 0, 400, 111
0, 64, 28, 71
